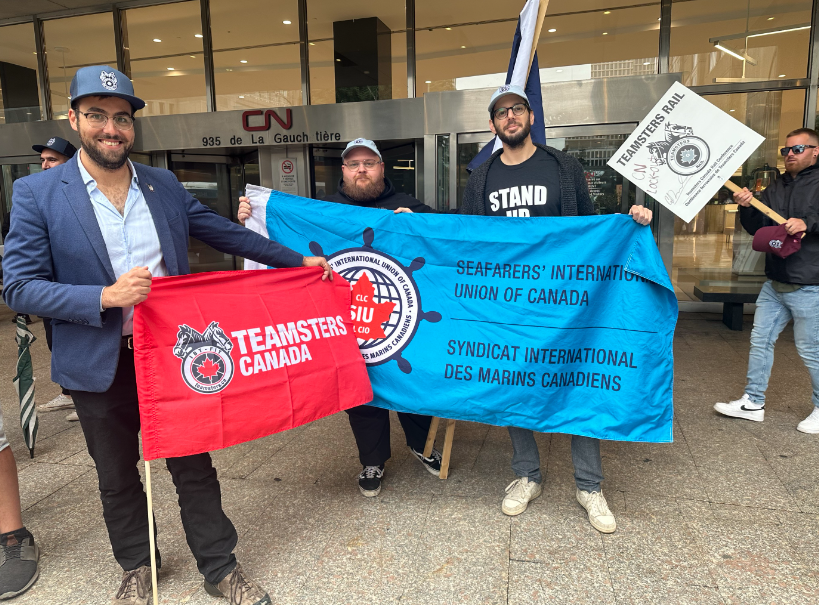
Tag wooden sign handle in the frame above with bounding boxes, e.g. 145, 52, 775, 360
723, 180, 787, 224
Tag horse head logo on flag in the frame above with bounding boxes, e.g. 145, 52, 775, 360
173, 321, 235, 394
309, 228, 441, 374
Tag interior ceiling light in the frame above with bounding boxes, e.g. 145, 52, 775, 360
548, 28, 556, 33
730, 109, 736, 112
768, 17, 774, 20
282, 20, 291, 25
461, 45, 466, 48
240, 60, 247, 63
445, 27, 451, 30
643, 61, 651, 65
779, 74, 786, 77
713, 43, 757, 66
604, 11, 611, 14
239, 95, 244, 98
602, 32, 608, 35
425, 80, 431, 83
195, 34, 203, 38
190, 55, 196, 58
167, 67, 174, 70
153, 38, 161, 42
309, 42, 315, 45
710, 24, 810, 46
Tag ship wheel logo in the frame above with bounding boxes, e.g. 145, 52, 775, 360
309, 227, 441, 374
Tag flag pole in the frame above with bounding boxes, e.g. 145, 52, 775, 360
527, 0, 550, 77
145, 459, 159, 605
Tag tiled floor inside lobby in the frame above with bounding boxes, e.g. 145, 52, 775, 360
3, 307, 819, 604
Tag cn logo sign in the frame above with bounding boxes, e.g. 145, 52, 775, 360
242, 109, 293, 132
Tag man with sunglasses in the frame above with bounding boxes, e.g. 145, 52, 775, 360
715, 128, 819, 434
3, 65, 331, 605
238, 138, 442, 498
460, 84, 652, 533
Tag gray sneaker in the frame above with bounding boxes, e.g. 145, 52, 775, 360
0, 530, 40, 600
112, 566, 151, 604
204, 563, 271, 605
502, 477, 542, 516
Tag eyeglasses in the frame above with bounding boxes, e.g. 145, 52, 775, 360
780, 144, 817, 156
343, 160, 381, 170
78, 111, 135, 131
492, 102, 529, 120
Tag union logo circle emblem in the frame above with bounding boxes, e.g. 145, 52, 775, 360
667, 136, 709, 176
173, 322, 235, 394
309, 227, 441, 373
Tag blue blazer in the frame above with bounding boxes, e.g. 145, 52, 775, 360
2, 155, 304, 393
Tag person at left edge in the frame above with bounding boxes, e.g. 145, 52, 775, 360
30, 136, 80, 423
2, 65, 330, 605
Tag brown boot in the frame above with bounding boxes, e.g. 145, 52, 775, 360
111, 566, 151, 604
203, 563, 271, 605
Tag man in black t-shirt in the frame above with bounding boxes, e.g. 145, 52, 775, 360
237, 139, 441, 498
461, 84, 652, 534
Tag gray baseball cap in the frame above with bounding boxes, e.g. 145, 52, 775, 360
341, 138, 382, 160
70, 65, 145, 111
488, 84, 530, 114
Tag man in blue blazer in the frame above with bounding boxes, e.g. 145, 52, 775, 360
2, 66, 329, 605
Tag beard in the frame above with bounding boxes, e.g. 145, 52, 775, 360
342, 174, 386, 202
79, 128, 133, 171
496, 118, 531, 149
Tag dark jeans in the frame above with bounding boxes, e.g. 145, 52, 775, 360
42, 318, 69, 395
508, 427, 604, 492
346, 405, 432, 466
71, 348, 237, 584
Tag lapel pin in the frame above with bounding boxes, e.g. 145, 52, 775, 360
148, 184, 154, 192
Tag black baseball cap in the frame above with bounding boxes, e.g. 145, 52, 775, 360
32, 137, 77, 158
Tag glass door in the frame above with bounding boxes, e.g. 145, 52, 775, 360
169, 150, 259, 273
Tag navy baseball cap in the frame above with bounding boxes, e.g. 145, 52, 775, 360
32, 136, 77, 158
69, 66, 145, 111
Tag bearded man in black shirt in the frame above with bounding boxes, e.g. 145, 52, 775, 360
238, 139, 440, 498
461, 84, 652, 534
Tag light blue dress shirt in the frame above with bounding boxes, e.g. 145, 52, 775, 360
77, 151, 168, 335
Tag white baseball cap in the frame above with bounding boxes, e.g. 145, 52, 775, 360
341, 138, 382, 160
488, 84, 530, 114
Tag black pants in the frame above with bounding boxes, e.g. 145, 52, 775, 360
345, 405, 432, 466
71, 348, 237, 584
42, 318, 69, 395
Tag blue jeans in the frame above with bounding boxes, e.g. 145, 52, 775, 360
746, 281, 819, 408
507, 427, 604, 492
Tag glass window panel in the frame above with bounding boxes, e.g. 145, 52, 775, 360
671, 89, 805, 302
0, 23, 41, 124
307, 0, 406, 104
126, 1, 207, 116
211, 0, 302, 109
670, 0, 812, 86
416, 0, 660, 92
44, 13, 117, 120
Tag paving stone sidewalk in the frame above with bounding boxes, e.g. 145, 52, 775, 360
2, 308, 818, 604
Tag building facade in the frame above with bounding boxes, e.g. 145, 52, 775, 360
1, 0, 817, 307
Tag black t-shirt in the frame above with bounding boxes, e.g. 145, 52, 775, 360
484, 147, 561, 217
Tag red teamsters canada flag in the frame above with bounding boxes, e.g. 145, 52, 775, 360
133, 267, 372, 460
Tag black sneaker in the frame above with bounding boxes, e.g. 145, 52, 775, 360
0, 529, 40, 600
410, 447, 442, 477
358, 465, 384, 497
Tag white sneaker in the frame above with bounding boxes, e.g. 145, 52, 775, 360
576, 489, 617, 533
501, 477, 542, 516
797, 407, 819, 434
37, 393, 74, 412
714, 394, 764, 422
65, 411, 79, 422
